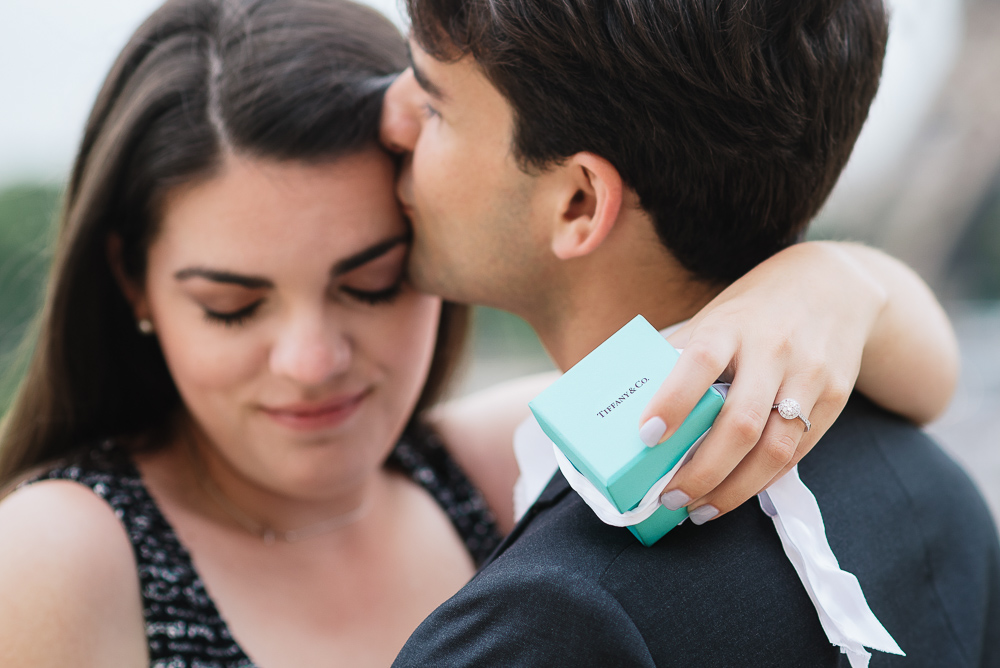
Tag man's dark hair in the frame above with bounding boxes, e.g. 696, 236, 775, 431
408, 0, 889, 283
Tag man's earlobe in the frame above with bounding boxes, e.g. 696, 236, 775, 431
551, 152, 623, 260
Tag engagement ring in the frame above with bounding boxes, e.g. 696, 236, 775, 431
772, 398, 811, 432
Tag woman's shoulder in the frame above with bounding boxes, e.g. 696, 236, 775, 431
1, 439, 140, 571
0, 475, 134, 561
388, 421, 503, 565
0, 477, 147, 664
426, 371, 560, 533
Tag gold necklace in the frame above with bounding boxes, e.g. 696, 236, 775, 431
187, 437, 371, 545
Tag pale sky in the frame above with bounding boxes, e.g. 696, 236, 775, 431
0, 0, 404, 185
0, 0, 961, 198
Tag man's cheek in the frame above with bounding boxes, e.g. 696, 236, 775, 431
418, 126, 466, 181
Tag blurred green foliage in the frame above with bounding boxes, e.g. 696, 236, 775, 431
0, 184, 60, 413
470, 306, 548, 360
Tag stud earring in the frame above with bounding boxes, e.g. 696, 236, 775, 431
137, 318, 155, 335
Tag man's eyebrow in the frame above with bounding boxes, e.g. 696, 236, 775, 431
408, 44, 447, 101
332, 234, 410, 276
174, 268, 273, 289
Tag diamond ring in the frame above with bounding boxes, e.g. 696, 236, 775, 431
772, 398, 811, 432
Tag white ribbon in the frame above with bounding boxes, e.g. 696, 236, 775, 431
761, 469, 905, 666
551, 428, 706, 527
549, 382, 728, 527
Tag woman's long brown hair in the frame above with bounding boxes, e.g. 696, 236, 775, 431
0, 0, 468, 487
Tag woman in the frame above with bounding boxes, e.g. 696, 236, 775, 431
0, 0, 959, 665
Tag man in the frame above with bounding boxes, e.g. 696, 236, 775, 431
381, 0, 1000, 664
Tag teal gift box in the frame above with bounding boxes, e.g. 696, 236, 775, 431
529, 315, 725, 546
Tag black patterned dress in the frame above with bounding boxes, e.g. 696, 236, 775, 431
25, 423, 502, 668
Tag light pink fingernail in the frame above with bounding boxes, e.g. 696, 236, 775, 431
660, 490, 690, 511
639, 417, 667, 447
689, 505, 719, 525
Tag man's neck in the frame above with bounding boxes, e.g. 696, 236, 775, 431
524, 246, 722, 372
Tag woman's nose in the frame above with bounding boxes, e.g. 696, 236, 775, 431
380, 69, 422, 154
269, 316, 352, 387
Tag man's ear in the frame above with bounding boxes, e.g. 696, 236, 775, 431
106, 234, 149, 320
550, 152, 623, 260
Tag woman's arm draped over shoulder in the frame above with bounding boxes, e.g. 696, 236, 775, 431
434, 241, 957, 529
842, 242, 958, 423
643, 240, 958, 522
0, 481, 148, 667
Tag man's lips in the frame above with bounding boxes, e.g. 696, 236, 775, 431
398, 192, 416, 218
396, 173, 415, 218
259, 391, 369, 431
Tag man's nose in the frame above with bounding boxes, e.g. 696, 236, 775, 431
380, 68, 422, 154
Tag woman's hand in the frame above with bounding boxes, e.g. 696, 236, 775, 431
639, 241, 958, 524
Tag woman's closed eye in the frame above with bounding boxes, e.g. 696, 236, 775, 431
203, 300, 262, 327
175, 267, 271, 328
337, 243, 407, 306
341, 284, 403, 305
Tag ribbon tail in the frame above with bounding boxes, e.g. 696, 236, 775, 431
761, 468, 905, 658
845, 645, 872, 668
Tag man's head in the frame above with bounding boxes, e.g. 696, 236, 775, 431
382, 0, 888, 309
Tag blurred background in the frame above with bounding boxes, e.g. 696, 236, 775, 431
1, 0, 997, 512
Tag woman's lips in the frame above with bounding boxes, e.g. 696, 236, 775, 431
260, 391, 368, 431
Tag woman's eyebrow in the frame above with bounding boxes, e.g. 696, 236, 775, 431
174, 268, 272, 289
332, 234, 410, 277
172, 235, 409, 286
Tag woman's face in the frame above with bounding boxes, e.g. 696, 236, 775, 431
137, 150, 441, 498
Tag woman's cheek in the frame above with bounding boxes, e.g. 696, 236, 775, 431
379, 293, 442, 396
156, 317, 265, 395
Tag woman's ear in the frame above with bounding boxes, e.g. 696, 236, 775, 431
550, 152, 623, 260
106, 234, 149, 321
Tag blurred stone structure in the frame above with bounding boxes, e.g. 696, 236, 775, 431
881, 0, 1000, 294
821, 0, 1000, 296
814, 0, 1000, 520
927, 304, 1000, 519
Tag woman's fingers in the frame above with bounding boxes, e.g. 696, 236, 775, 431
640, 290, 863, 526
677, 368, 853, 524
656, 360, 784, 514
682, 390, 819, 524
762, 377, 852, 486
637, 326, 737, 447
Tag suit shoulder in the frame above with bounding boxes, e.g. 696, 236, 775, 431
801, 395, 1000, 665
